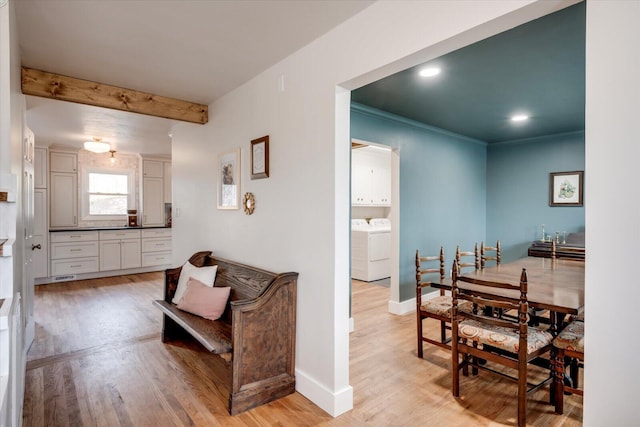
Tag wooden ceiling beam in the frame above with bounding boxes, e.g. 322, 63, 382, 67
21, 67, 208, 125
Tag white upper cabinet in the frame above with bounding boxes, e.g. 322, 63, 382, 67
50, 172, 77, 227
50, 151, 77, 173
143, 160, 163, 178
351, 145, 391, 206
142, 177, 164, 226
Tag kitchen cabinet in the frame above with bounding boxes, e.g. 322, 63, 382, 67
49, 151, 77, 173
142, 159, 166, 226
34, 147, 47, 189
50, 231, 99, 276
33, 189, 48, 278
142, 177, 164, 226
163, 162, 172, 203
351, 146, 391, 206
141, 228, 172, 267
50, 172, 77, 227
143, 160, 163, 178
49, 150, 78, 228
99, 229, 141, 271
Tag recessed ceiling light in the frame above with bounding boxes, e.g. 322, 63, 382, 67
419, 67, 441, 78
511, 114, 529, 122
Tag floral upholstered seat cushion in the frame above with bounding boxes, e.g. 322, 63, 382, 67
569, 305, 585, 322
457, 319, 553, 354
553, 320, 584, 353
421, 295, 474, 317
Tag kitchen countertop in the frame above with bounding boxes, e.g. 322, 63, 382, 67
50, 225, 171, 232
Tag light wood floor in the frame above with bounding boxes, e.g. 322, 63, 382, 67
23, 274, 583, 426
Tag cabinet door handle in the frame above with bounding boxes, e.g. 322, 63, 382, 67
31, 244, 41, 251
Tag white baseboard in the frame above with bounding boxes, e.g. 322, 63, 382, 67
388, 297, 415, 315
387, 290, 444, 315
295, 368, 353, 417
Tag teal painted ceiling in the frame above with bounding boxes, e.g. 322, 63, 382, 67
352, 2, 585, 144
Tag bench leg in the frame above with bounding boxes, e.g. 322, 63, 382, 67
162, 314, 188, 343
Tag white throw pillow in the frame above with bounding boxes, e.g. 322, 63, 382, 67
172, 261, 218, 304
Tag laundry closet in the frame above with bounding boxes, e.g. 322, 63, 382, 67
350, 142, 392, 282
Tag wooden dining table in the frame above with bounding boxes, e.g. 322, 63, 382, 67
432, 256, 585, 334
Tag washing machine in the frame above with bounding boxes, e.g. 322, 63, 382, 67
351, 218, 391, 281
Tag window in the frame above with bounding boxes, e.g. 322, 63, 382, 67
82, 168, 135, 220
89, 172, 128, 215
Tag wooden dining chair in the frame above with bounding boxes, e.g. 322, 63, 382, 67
552, 320, 584, 414
480, 240, 501, 269
415, 248, 473, 357
451, 260, 554, 427
455, 244, 478, 273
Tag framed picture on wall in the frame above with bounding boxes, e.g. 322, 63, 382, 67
217, 148, 241, 209
549, 171, 583, 207
251, 135, 269, 179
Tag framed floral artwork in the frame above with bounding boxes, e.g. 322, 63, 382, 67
549, 171, 583, 206
217, 148, 241, 209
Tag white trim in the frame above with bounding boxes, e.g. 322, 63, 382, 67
387, 290, 444, 316
388, 297, 415, 315
295, 368, 354, 417
349, 317, 354, 332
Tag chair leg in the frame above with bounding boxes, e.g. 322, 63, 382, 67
472, 341, 479, 375
452, 340, 460, 397
417, 313, 423, 359
517, 357, 527, 427
440, 319, 447, 344
570, 358, 579, 389
554, 348, 566, 414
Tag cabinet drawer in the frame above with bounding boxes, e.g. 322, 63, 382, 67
141, 238, 172, 253
99, 229, 141, 240
51, 241, 99, 259
51, 257, 99, 275
50, 231, 98, 243
141, 228, 171, 239
142, 251, 172, 267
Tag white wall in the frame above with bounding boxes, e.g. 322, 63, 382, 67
0, 0, 28, 424
584, 1, 640, 424
171, 0, 576, 416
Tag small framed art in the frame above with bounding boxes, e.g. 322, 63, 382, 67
217, 148, 241, 209
251, 135, 269, 179
549, 171, 583, 207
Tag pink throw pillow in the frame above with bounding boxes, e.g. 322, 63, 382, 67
176, 277, 231, 320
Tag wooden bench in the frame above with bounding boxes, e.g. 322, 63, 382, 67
152, 251, 298, 415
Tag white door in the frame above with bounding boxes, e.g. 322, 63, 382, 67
22, 128, 35, 349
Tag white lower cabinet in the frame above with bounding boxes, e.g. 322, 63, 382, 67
99, 230, 141, 271
141, 228, 172, 267
50, 231, 99, 276
48, 228, 170, 281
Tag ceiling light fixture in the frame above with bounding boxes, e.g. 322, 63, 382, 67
511, 114, 529, 122
83, 137, 110, 153
419, 67, 441, 78
109, 150, 116, 165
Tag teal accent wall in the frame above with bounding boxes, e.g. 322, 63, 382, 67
351, 104, 585, 302
351, 104, 487, 301
486, 132, 585, 262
